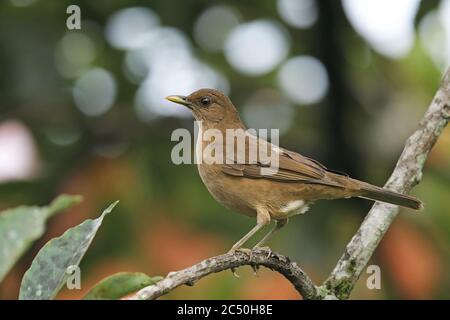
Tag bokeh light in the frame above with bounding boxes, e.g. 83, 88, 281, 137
105, 7, 160, 50
135, 58, 229, 120
45, 128, 82, 147
440, 0, 450, 70
123, 49, 149, 84
419, 0, 450, 71
277, 0, 318, 29
121, 25, 230, 120
224, 20, 289, 76
342, 0, 420, 58
242, 89, 294, 135
55, 33, 96, 78
72, 68, 117, 117
123, 27, 192, 84
441, 0, 450, 34
0, 121, 39, 183
277, 56, 329, 105
194, 5, 241, 52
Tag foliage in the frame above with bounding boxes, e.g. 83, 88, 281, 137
0, 196, 160, 300
19, 200, 118, 300
84, 272, 162, 300
0, 195, 82, 282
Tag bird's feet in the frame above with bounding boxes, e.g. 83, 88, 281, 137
227, 247, 252, 257
230, 267, 240, 278
227, 247, 272, 277
252, 245, 273, 259
227, 247, 254, 278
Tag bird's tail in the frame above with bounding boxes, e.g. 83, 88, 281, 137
357, 183, 423, 210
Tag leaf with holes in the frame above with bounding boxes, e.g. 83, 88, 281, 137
0, 195, 82, 283
19, 201, 119, 300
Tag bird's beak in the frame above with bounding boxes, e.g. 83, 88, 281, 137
166, 95, 192, 108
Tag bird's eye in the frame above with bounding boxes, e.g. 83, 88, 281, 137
200, 96, 211, 106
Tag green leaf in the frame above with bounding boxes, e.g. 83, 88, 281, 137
19, 201, 119, 300
84, 272, 162, 300
0, 194, 82, 283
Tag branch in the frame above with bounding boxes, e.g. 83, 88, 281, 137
323, 68, 450, 299
133, 68, 449, 300
132, 248, 319, 300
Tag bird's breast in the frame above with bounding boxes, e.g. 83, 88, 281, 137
197, 163, 257, 216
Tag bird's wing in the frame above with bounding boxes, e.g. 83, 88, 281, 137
220, 135, 345, 188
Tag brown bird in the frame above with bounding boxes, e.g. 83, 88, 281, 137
166, 89, 422, 253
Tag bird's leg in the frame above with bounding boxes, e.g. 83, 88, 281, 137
252, 218, 288, 256
228, 224, 263, 254
228, 207, 270, 254
228, 208, 271, 277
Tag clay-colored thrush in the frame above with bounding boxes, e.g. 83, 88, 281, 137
166, 89, 422, 252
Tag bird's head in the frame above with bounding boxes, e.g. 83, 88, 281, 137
166, 88, 243, 127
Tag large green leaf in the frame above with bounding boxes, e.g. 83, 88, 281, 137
19, 201, 119, 300
84, 272, 162, 300
0, 195, 82, 283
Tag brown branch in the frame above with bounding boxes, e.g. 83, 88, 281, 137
134, 68, 449, 300
132, 248, 318, 300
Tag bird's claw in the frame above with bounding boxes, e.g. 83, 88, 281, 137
228, 247, 252, 257
250, 264, 260, 276
253, 245, 273, 259
228, 248, 258, 277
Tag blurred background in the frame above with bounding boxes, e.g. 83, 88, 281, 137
0, 0, 449, 299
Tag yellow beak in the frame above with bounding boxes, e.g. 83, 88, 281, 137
165, 95, 190, 107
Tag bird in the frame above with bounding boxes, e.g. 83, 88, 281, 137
166, 88, 423, 253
